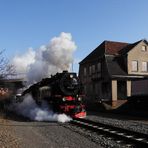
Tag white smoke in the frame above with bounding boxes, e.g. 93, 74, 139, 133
12, 48, 36, 74
11, 94, 72, 123
12, 32, 77, 83
11, 32, 76, 122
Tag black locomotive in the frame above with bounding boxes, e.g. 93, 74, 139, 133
22, 71, 86, 118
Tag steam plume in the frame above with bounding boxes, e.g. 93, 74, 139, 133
11, 94, 72, 123
12, 48, 35, 74
11, 32, 76, 122
12, 32, 77, 83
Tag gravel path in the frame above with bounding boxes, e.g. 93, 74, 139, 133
1, 111, 148, 148
0, 114, 102, 148
0, 115, 22, 148
11, 121, 101, 148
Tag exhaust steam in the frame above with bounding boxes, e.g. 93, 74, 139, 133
12, 32, 77, 84
11, 94, 72, 123
11, 32, 77, 122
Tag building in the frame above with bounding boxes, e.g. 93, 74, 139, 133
0, 78, 25, 101
79, 39, 148, 108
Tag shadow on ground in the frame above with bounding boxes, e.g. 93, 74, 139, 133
85, 98, 148, 121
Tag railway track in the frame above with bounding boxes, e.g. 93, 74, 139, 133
71, 118, 148, 147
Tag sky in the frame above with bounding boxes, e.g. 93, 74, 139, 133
0, 0, 148, 73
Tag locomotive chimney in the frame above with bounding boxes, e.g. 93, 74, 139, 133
63, 70, 68, 73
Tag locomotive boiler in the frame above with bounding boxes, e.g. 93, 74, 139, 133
22, 71, 86, 118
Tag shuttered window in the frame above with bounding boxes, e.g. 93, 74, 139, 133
92, 65, 95, 73
97, 63, 101, 72
84, 67, 87, 76
132, 61, 138, 72
142, 46, 147, 52
89, 66, 92, 75
142, 62, 148, 72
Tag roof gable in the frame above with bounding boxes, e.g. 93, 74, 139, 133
119, 39, 148, 54
79, 39, 148, 64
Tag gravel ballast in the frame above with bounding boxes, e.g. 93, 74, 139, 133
86, 112, 148, 135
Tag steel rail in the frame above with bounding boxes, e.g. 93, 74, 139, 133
71, 118, 148, 147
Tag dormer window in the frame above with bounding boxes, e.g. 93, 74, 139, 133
141, 45, 147, 51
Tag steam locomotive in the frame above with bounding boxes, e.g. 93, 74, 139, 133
22, 71, 86, 118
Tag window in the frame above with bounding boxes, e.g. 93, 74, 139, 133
97, 63, 101, 72
89, 84, 93, 94
142, 62, 148, 72
84, 67, 87, 76
89, 66, 92, 75
92, 65, 95, 73
84, 86, 87, 93
142, 45, 147, 52
95, 83, 99, 95
132, 61, 138, 71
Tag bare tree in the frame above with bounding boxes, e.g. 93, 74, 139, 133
0, 50, 16, 79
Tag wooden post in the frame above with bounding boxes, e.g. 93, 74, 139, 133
112, 80, 117, 107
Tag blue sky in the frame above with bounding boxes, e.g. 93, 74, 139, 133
0, 0, 148, 72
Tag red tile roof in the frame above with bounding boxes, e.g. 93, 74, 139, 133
104, 40, 129, 55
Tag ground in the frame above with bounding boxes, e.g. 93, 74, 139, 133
0, 112, 101, 148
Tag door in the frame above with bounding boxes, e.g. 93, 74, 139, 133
117, 81, 127, 99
